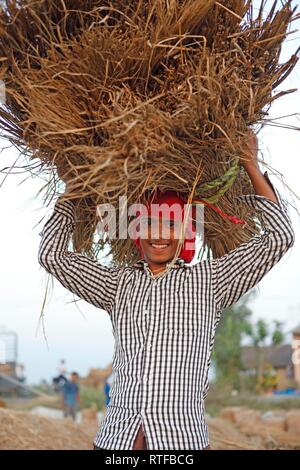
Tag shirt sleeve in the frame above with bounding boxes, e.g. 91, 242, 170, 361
38, 196, 120, 314
211, 173, 295, 312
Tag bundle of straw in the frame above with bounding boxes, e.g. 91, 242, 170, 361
0, 1, 299, 265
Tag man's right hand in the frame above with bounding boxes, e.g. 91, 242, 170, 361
56, 165, 73, 191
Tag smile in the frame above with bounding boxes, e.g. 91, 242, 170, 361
150, 243, 169, 249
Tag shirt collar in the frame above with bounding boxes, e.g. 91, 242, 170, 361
132, 258, 186, 270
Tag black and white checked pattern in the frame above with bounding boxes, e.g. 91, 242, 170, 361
38, 174, 294, 450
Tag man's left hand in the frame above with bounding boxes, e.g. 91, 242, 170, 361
240, 129, 259, 170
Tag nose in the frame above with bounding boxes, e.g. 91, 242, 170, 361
148, 218, 173, 240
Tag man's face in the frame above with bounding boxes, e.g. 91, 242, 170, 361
139, 216, 182, 265
71, 373, 79, 383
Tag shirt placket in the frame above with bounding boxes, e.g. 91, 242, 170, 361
138, 263, 161, 447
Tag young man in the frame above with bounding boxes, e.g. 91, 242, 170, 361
62, 372, 80, 421
38, 134, 294, 449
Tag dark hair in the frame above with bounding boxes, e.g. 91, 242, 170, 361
71, 371, 79, 377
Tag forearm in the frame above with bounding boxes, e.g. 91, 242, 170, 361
38, 197, 119, 312
244, 162, 278, 204
213, 179, 294, 310
38, 198, 76, 271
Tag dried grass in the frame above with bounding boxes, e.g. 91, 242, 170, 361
0, 1, 299, 265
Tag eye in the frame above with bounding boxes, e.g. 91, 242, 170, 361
170, 220, 182, 229
139, 217, 150, 227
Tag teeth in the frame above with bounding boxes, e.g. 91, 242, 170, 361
151, 244, 168, 249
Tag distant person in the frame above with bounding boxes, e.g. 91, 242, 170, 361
104, 371, 115, 408
104, 381, 110, 408
53, 359, 68, 392
62, 372, 80, 420
15, 364, 26, 384
57, 359, 67, 379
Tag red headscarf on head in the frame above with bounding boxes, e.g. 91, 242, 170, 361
133, 190, 196, 263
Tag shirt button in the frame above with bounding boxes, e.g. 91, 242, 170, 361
144, 310, 148, 315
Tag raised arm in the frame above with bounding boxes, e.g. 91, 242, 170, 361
38, 196, 119, 314
211, 131, 295, 312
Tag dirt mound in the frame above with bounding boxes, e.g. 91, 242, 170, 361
1, 408, 253, 450
208, 417, 264, 450
0, 408, 96, 450
1, 406, 299, 450
216, 407, 300, 450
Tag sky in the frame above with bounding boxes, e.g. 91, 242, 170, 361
0, 1, 300, 384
